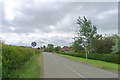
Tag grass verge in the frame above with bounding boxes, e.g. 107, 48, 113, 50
0, 44, 2, 79
55, 53, 119, 70
10, 53, 41, 78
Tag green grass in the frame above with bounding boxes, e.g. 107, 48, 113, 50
10, 54, 41, 78
55, 53, 119, 70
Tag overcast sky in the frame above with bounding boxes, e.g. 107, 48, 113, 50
0, 0, 118, 47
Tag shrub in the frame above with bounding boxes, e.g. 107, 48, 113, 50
57, 52, 119, 64
2, 45, 41, 78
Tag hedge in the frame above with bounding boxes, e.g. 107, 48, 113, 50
2, 45, 41, 78
57, 51, 119, 64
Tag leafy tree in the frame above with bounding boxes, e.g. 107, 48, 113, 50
54, 46, 61, 52
112, 36, 120, 54
91, 35, 115, 54
72, 16, 118, 54
77, 16, 97, 42
74, 16, 97, 53
71, 39, 84, 53
43, 45, 46, 49
90, 34, 103, 53
46, 44, 54, 52
110, 34, 119, 40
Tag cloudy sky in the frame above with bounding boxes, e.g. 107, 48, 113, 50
0, 0, 118, 47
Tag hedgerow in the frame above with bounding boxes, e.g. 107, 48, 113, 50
57, 51, 119, 64
2, 44, 41, 78
0, 44, 2, 79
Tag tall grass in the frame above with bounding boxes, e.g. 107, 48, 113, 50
10, 54, 41, 78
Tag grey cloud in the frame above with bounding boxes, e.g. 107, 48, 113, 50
3, 2, 118, 34
3, 2, 81, 33
40, 36, 72, 46
1, 1, 118, 46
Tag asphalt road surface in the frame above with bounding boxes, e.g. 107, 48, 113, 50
42, 52, 118, 78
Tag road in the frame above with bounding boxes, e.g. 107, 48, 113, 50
41, 52, 118, 78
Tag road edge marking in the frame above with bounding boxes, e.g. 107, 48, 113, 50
64, 64, 86, 78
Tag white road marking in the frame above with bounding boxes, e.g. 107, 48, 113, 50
64, 64, 86, 78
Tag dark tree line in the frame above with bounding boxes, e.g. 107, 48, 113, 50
41, 44, 61, 52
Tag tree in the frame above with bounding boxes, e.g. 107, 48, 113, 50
72, 16, 117, 54
112, 36, 120, 54
91, 35, 115, 54
46, 44, 54, 52
110, 34, 119, 40
54, 46, 61, 52
90, 34, 103, 53
71, 40, 84, 53
75, 16, 97, 52
43, 45, 46, 49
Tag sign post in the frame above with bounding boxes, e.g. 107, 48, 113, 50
31, 42, 37, 55
83, 42, 88, 59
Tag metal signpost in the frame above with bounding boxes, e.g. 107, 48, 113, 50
83, 42, 88, 59
31, 42, 37, 55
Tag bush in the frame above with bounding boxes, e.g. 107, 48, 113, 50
57, 51, 119, 64
2, 45, 41, 78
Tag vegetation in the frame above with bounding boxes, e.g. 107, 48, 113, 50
57, 51, 119, 64
71, 16, 120, 54
43, 44, 62, 52
74, 16, 98, 53
42, 17, 119, 55
2, 44, 41, 78
70, 40, 84, 53
112, 36, 120, 54
54, 46, 61, 52
55, 53, 119, 70
44, 44, 54, 52
41, 16, 119, 70
10, 54, 41, 78
0, 44, 2, 79
91, 35, 116, 54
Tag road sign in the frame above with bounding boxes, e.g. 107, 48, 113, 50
31, 42, 37, 47
83, 42, 88, 47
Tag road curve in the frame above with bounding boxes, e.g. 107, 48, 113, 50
41, 52, 118, 78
